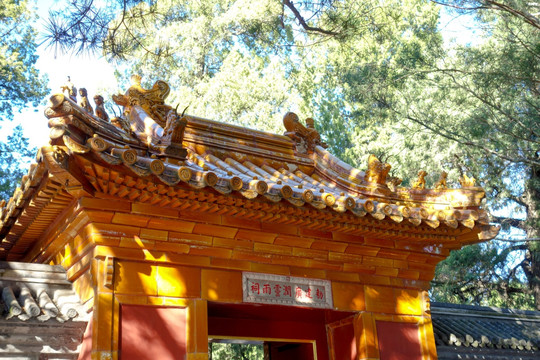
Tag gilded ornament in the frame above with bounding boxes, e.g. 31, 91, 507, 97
424, 219, 440, 229
52, 146, 69, 168
362, 199, 375, 213
113, 75, 172, 128
364, 154, 391, 185
45, 94, 74, 118
113, 76, 187, 159
61, 76, 77, 102
78, 88, 93, 114
400, 206, 411, 217
436, 210, 446, 221
412, 170, 427, 189
383, 204, 393, 216
94, 95, 110, 122
459, 173, 476, 187
283, 112, 327, 153
111, 116, 132, 134
434, 171, 448, 190
461, 218, 475, 229
386, 176, 402, 192
323, 193, 336, 206
445, 219, 458, 229
62, 135, 90, 154
88, 136, 107, 152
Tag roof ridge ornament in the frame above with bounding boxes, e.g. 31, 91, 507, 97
364, 154, 391, 185
434, 171, 448, 190
113, 76, 187, 160
283, 112, 327, 154
459, 173, 477, 188
412, 170, 428, 189
113, 75, 172, 128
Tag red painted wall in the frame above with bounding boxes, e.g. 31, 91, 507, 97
376, 321, 423, 360
120, 305, 187, 360
330, 322, 356, 360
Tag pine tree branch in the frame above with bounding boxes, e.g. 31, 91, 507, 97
436, 68, 540, 141
431, 1, 540, 30
484, 0, 540, 30
282, 0, 340, 36
491, 215, 526, 230
404, 113, 540, 167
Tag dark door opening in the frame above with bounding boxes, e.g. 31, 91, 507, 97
208, 302, 354, 360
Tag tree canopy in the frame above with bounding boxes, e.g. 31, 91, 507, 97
44, 0, 540, 309
0, 0, 48, 201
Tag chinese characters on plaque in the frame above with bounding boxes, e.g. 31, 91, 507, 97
242, 272, 333, 308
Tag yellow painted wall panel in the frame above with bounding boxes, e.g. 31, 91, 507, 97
187, 353, 209, 360
395, 289, 423, 316
94, 292, 113, 351
156, 265, 201, 298
332, 282, 365, 311
365, 285, 395, 314
115, 261, 157, 296
194, 300, 208, 353
201, 269, 242, 302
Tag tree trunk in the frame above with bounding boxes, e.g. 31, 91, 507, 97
522, 164, 540, 310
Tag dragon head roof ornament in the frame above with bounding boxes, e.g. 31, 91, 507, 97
112, 75, 187, 160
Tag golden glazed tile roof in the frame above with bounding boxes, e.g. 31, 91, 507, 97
0, 79, 499, 260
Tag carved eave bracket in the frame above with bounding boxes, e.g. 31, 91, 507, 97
40, 146, 95, 199
283, 112, 328, 154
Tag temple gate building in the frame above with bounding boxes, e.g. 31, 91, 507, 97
0, 78, 506, 359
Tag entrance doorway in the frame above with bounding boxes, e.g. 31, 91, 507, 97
208, 302, 354, 360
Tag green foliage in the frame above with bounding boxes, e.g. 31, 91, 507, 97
0, 0, 48, 119
424, 3, 540, 309
209, 343, 263, 360
0, 0, 47, 202
0, 125, 36, 201
432, 243, 535, 309
108, 0, 307, 132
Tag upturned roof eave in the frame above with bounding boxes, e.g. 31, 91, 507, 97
0, 93, 501, 260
